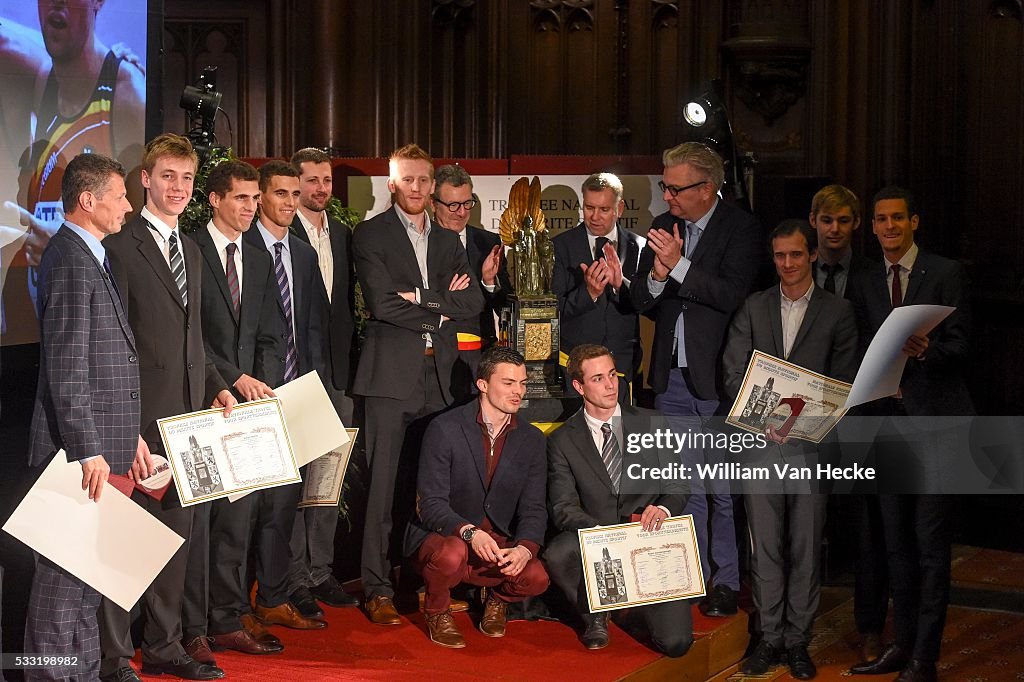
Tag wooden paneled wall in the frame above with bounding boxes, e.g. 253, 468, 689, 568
162, 0, 1024, 412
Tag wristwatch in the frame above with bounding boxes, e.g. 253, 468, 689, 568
461, 526, 478, 542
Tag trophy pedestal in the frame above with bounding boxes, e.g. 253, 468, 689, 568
499, 295, 563, 399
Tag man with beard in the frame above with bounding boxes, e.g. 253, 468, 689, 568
405, 347, 549, 648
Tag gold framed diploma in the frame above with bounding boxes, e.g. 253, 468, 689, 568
578, 515, 705, 613
298, 428, 358, 508
157, 398, 300, 506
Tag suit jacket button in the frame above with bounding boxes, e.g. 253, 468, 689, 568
128, 354, 137, 363
187, 362, 194, 370
130, 391, 139, 399
186, 322, 191, 330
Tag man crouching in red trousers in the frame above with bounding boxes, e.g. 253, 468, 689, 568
405, 346, 550, 648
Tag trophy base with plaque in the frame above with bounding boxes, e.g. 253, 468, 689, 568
499, 295, 564, 399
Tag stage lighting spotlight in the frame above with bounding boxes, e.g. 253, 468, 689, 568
684, 100, 710, 128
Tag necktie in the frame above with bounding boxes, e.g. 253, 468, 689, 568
600, 423, 623, 493
822, 263, 842, 294
102, 256, 121, 302
890, 263, 903, 308
168, 231, 187, 307
594, 236, 610, 261
225, 242, 240, 315
274, 242, 298, 382
684, 222, 698, 259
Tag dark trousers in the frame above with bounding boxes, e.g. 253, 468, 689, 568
746, 492, 827, 649
207, 495, 256, 634
854, 494, 889, 635
360, 354, 447, 599
99, 491, 193, 675
543, 531, 693, 658
655, 368, 739, 591
880, 494, 952, 663
414, 532, 549, 614
181, 502, 210, 640
287, 388, 353, 593
252, 483, 302, 609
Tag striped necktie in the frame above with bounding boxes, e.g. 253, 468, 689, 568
274, 242, 298, 382
168, 231, 187, 307
225, 242, 240, 315
600, 423, 622, 493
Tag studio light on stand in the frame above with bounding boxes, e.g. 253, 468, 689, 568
682, 80, 753, 211
179, 66, 224, 163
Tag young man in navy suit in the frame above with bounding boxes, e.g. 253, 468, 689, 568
405, 347, 549, 648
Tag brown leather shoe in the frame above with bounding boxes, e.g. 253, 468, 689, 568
479, 595, 507, 637
425, 609, 466, 648
210, 629, 281, 655
255, 602, 327, 630
240, 613, 282, 648
365, 595, 401, 625
417, 592, 469, 614
183, 636, 217, 665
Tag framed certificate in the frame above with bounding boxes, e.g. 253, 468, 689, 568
298, 428, 358, 508
578, 515, 705, 613
157, 398, 301, 506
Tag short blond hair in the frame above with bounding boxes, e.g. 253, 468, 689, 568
142, 133, 198, 174
662, 142, 724, 191
581, 172, 623, 203
811, 184, 860, 222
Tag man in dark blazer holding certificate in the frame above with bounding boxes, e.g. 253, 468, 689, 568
552, 173, 645, 399
846, 187, 972, 682
544, 344, 693, 657
101, 134, 233, 681
185, 160, 286, 658
722, 220, 858, 680
352, 144, 484, 624
405, 347, 549, 648
25, 153, 140, 682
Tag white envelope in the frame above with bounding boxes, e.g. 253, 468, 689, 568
2, 450, 185, 611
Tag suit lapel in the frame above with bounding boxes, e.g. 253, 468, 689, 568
63, 227, 135, 349
567, 411, 616, 495
687, 203, 725, 266
388, 207, 426, 285
196, 229, 237, 322
767, 287, 786, 358
789, 288, 824, 356
903, 253, 928, 306
134, 219, 186, 311
488, 423, 522, 493
459, 412, 488, 489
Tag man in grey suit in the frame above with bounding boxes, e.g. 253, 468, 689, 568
722, 220, 858, 680
24, 153, 140, 682
544, 344, 693, 657
353, 144, 483, 624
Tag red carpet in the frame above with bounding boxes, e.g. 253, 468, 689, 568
134, 605, 665, 681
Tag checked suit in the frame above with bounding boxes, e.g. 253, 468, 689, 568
25, 224, 140, 681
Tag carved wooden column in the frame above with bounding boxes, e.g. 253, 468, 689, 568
307, 0, 343, 149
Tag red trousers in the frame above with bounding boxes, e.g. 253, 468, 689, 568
414, 531, 549, 614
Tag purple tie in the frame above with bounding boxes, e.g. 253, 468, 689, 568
274, 242, 298, 382
225, 243, 240, 316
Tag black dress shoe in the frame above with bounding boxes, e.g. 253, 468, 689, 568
100, 667, 141, 682
849, 643, 910, 675
311, 576, 359, 607
289, 586, 325, 618
740, 641, 779, 675
580, 613, 610, 650
895, 660, 937, 682
787, 645, 817, 680
141, 656, 225, 680
699, 584, 738, 617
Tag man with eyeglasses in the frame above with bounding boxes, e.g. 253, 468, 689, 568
431, 164, 510, 403
631, 142, 762, 619
552, 172, 644, 400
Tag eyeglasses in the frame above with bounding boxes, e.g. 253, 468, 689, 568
658, 180, 707, 197
432, 197, 478, 212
